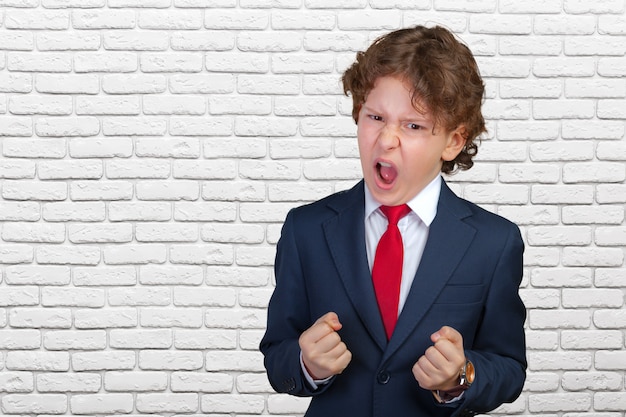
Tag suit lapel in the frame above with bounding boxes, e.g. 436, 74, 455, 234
383, 182, 476, 362
323, 181, 388, 351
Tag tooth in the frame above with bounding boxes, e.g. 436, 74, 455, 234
379, 161, 391, 167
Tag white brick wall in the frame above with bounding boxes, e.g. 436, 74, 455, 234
0, 2, 625, 416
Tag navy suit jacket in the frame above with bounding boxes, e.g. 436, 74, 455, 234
260, 180, 526, 417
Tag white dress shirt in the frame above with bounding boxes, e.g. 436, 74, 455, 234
301, 175, 442, 389
363, 174, 441, 315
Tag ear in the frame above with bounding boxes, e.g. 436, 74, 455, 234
441, 125, 467, 162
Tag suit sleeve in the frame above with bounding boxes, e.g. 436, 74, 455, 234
259, 209, 333, 397
455, 223, 527, 415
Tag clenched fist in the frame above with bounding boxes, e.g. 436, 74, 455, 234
412, 326, 466, 391
299, 312, 352, 380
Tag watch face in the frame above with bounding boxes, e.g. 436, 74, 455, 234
466, 360, 475, 385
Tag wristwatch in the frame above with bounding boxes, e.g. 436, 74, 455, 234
433, 360, 475, 403
459, 359, 475, 388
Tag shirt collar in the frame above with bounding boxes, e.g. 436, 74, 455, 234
364, 175, 441, 227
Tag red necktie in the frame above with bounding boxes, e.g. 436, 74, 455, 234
372, 204, 411, 340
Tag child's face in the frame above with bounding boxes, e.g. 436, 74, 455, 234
357, 75, 465, 206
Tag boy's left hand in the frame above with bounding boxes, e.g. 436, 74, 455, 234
411, 326, 466, 391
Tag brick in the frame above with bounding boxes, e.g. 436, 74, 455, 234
37, 31, 100, 51
2, 222, 65, 243
595, 309, 626, 329
0, 31, 34, 50
44, 330, 106, 350
529, 309, 590, 330
43, 0, 105, 6
140, 53, 203, 73
144, 95, 206, 115
476, 57, 530, 77
0, 116, 33, 136
5, 265, 70, 285
0, 244, 33, 264
43, 202, 105, 222
201, 224, 264, 244
206, 52, 269, 73
0, 372, 34, 392
140, 307, 203, 328
70, 180, 133, 201
41, 287, 105, 307
73, 266, 136, 286
176, 0, 236, 5
139, 350, 203, 370
0, 73, 33, 93
74, 52, 137, 73
205, 9, 268, 29
528, 351, 592, 371
36, 74, 99, 94
527, 226, 591, 246
171, 31, 235, 51
204, 307, 266, 329
526, 331, 559, 351
564, 0, 625, 14
271, 54, 334, 74
169, 244, 234, 265
76, 96, 140, 115
136, 180, 199, 201
531, 185, 593, 204
499, 164, 559, 183
270, 139, 332, 160
528, 393, 591, 412
597, 184, 626, 203
171, 371, 233, 392
174, 287, 237, 307
69, 138, 133, 158
209, 95, 271, 115
139, 10, 202, 29
5, 9, 68, 29
566, 79, 626, 98
9, 95, 71, 115
71, 351, 135, 371
110, 329, 172, 349
170, 116, 233, 136
523, 372, 559, 391
37, 373, 101, 393
6, 351, 70, 371
520, 289, 560, 309
0, 159, 36, 179
108, 0, 169, 6
534, 15, 596, 35
533, 58, 596, 77
599, 99, 626, 119
102, 116, 167, 136
70, 394, 133, 414
174, 201, 236, 222
104, 371, 168, 391
170, 74, 234, 94
595, 226, 626, 246
173, 329, 237, 349
500, 80, 562, 99
271, 10, 335, 30
236, 116, 298, 137
0, 330, 40, 349
0, 286, 39, 307
562, 288, 624, 308
135, 138, 200, 158
36, 116, 100, 137
103, 74, 166, 94
531, 268, 592, 288
75, 308, 138, 329
562, 247, 624, 267
136, 393, 199, 413
600, 14, 626, 34
598, 57, 626, 77
595, 392, 626, 412
597, 142, 626, 161
108, 287, 171, 306
72, 9, 136, 29
563, 206, 624, 225
206, 266, 269, 287
562, 371, 623, 391
107, 159, 171, 179
563, 162, 626, 183
103, 244, 167, 265
1, 394, 67, 414
595, 268, 626, 287
596, 350, 626, 370
136, 223, 198, 242
530, 141, 593, 162
201, 393, 264, 414
561, 330, 623, 350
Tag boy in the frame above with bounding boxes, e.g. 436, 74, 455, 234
260, 26, 526, 417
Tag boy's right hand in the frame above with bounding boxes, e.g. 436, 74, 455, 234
299, 312, 352, 380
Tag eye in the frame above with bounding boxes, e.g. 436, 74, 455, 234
368, 114, 383, 122
406, 122, 423, 130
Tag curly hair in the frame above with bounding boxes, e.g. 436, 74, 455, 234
341, 25, 486, 174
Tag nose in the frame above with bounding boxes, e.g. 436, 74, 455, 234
378, 124, 400, 150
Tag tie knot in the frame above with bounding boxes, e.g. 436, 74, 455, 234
380, 204, 411, 226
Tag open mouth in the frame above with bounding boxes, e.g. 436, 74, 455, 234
376, 161, 398, 185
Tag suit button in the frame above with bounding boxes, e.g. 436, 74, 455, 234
377, 370, 390, 384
